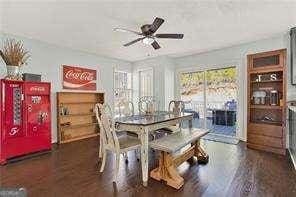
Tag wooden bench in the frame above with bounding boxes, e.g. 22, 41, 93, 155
149, 128, 209, 189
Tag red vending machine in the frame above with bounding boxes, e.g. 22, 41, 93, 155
0, 79, 51, 164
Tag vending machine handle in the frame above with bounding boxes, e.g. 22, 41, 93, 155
2, 82, 5, 112
28, 105, 32, 112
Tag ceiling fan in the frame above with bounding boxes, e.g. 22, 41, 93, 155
114, 17, 184, 50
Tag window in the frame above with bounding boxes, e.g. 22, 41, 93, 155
114, 71, 132, 115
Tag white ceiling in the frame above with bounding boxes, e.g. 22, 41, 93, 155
1, 0, 296, 62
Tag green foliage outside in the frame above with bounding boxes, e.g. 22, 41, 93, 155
180, 67, 237, 99
181, 67, 236, 88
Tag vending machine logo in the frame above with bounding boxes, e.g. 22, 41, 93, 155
63, 65, 97, 90
30, 86, 45, 92
9, 127, 19, 136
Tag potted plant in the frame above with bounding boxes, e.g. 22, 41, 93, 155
0, 38, 30, 80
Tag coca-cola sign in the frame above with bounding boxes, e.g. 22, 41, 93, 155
63, 65, 97, 90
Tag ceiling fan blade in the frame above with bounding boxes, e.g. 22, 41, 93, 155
155, 34, 184, 39
123, 37, 145, 46
114, 28, 142, 35
150, 17, 165, 33
151, 41, 161, 50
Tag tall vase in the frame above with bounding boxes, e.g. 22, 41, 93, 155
5, 65, 22, 80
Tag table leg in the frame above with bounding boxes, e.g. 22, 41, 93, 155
140, 127, 149, 187
194, 140, 209, 164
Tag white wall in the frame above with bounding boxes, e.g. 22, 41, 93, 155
0, 33, 132, 143
174, 33, 296, 143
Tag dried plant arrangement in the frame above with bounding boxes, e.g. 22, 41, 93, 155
0, 38, 30, 66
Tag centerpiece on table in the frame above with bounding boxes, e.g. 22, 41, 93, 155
0, 38, 30, 80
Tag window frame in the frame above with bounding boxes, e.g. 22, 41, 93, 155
113, 70, 133, 114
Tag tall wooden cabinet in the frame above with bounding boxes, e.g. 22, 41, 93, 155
57, 92, 104, 144
247, 49, 286, 155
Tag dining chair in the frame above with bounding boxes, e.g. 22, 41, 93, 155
95, 103, 141, 183
138, 96, 172, 140
117, 101, 140, 160
163, 100, 185, 133
138, 96, 159, 114
98, 103, 131, 162
98, 103, 114, 160
168, 100, 185, 114
118, 101, 134, 117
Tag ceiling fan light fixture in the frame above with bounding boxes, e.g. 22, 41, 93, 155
142, 37, 154, 45
116, 17, 184, 49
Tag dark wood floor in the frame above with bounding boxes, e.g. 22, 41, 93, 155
0, 137, 295, 197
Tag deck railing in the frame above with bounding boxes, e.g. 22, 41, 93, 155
184, 100, 227, 118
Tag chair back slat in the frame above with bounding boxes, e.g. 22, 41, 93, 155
95, 103, 119, 150
138, 96, 159, 114
168, 100, 185, 113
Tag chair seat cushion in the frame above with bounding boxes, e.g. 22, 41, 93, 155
118, 135, 141, 150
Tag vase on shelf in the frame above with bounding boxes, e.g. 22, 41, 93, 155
5, 65, 22, 80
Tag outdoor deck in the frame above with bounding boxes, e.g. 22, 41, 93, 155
183, 118, 236, 137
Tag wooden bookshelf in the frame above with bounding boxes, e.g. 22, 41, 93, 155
57, 92, 104, 144
247, 49, 286, 155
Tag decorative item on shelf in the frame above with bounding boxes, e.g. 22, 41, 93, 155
60, 107, 70, 116
22, 73, 41, 82
255, 74, 262, 82
60, 107, 65, 115
256, 115, 279, 124
280, 99, 283, 106
270, 90, 279, 106
64, 108, 70, 115
255, 73, 279, 82
0, 39, 31, 80
252, 90, 267, 105
60, 122, 71, 127
270, 73, 278, 81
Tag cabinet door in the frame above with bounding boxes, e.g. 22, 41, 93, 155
249, 50, 285, 71
3, 81, 25, 139
26, 95, 51, 135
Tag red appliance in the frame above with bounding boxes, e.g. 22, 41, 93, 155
0, 80, 51, 164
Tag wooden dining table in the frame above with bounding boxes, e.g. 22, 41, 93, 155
115, 111, 194, 186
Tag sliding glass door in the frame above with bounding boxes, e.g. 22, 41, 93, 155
180, 71, 205, 129
206, 67, 237, 136
179, 66, 237, 137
